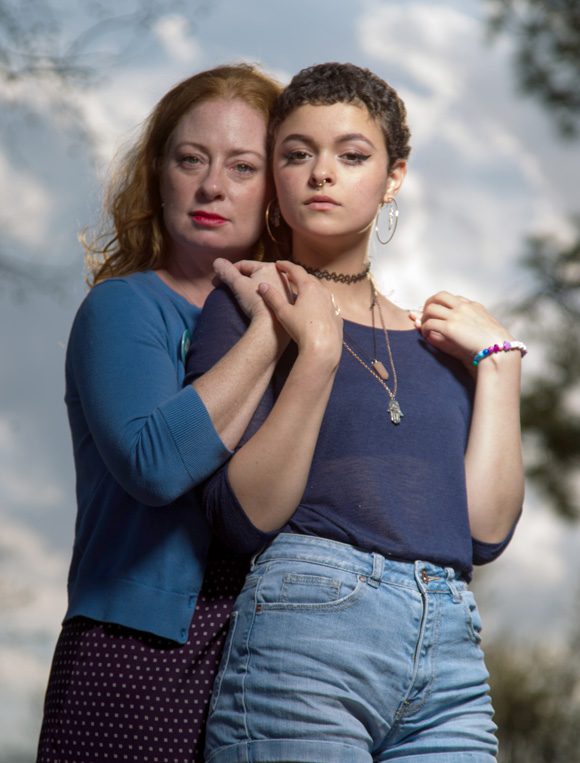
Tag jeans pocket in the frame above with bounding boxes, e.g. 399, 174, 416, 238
257, 563, 364, 611
462, 590, 483, 644
210, 610, 238, 713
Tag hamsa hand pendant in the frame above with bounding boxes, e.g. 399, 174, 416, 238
388, 398, 403, 425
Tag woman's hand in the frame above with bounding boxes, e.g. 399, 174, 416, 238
213, 258, 292, 357
213, 258, 291, 320
220, 261, 344, 533
257, 260, 343, 369
409, 291, 515, 369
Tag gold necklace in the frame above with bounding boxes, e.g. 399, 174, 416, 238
342, 279, 404, 425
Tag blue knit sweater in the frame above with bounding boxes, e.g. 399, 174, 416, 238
64, 271, 230, 643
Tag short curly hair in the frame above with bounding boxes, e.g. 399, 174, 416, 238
269, 62, 411, 168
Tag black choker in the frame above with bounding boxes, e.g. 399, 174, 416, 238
293, 259, 370, 284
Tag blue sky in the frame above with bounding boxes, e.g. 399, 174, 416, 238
1, 0, 579, 756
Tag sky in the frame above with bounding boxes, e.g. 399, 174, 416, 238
1, 0, 579, 758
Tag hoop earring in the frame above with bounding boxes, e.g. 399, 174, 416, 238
375, 198, 399, 245
265, 199, 281, 243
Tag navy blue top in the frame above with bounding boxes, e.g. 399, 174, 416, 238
187, 286, 515, 579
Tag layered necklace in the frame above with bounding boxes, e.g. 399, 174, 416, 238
297, 259, 403, 425
341, 278, 404, 425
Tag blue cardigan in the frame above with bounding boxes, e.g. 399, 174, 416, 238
64, 271, 230, 643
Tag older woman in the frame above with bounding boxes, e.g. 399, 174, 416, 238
37, 64, 284, 763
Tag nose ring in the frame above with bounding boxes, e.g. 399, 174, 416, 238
313, 178, 327, 189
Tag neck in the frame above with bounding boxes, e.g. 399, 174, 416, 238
157, 251, 216, 308
291, 232, 370, 278
290, 246, 411, 331
290, 233, 375, 320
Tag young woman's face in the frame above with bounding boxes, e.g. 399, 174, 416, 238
273, 102, 402, 246
160, 98, 269, 264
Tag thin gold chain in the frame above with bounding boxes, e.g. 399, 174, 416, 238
342, 341, 396, 402
341, 278, 404, 423
342, 278, 398, 399
371, 279, 398, 399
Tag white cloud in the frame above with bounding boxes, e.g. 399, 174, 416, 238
153, 14, 202, 66
0, 152, 53, 247
0, 417, 65, 510
0, 518, 67, 629
0, 471, 64, 508
0, 419, 13, 449
358, 1, 477, 102
0, 516, 67, 751
354, 0, 575, 305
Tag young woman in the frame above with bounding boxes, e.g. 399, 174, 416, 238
187, 62, 524, 762
37, 64, 287, 763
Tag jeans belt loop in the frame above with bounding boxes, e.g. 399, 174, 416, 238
250, 546, 265, 571
368, 553, 383, 588
445, 566, 462, 602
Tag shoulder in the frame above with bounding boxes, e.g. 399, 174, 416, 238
203, 283, 245, 312
68, 272, 174, 360
391, 332, 474, 421
73, 272, 173, 330
82, 271, 160, 313
198, 284, 248, 330
186, 286, 249, 378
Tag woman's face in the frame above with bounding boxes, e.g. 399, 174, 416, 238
273, 102, 405, 247
160, 98, 269, 265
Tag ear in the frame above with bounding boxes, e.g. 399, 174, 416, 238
383, 160, 407, 203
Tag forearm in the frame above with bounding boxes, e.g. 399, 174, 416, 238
193, 314, 285, 450
465, 351, 524, 541
227, 350, 337, 532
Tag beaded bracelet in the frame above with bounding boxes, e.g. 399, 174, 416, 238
472, 340, 527, 367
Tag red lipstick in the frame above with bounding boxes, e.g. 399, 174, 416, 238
190, 211, 228, 226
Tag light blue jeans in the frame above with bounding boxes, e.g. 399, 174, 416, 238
205, 534, 498, 762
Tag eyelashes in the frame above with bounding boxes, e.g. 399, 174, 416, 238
342, 153, 371, 165
282, 150, 310, 164
282, 150, 371, 166
176, 155, 259, 176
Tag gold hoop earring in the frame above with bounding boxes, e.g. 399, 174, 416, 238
265, 198, 281, 243
375, 198, 399, 245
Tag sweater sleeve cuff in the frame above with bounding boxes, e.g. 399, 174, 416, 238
160, 384, 232, 484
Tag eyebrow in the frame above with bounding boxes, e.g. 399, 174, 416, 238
174, 141, 266, 158
280, 132, 377, 149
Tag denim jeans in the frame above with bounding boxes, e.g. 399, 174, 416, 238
205, 534, 497, 762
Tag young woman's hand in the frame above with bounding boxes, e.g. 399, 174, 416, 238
257, 260, 343, 369
409, 291, 515, 369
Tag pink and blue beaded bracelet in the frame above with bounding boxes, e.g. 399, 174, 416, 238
472, 340, 527, 367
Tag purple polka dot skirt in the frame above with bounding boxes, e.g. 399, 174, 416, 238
37, 544, 248, 763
